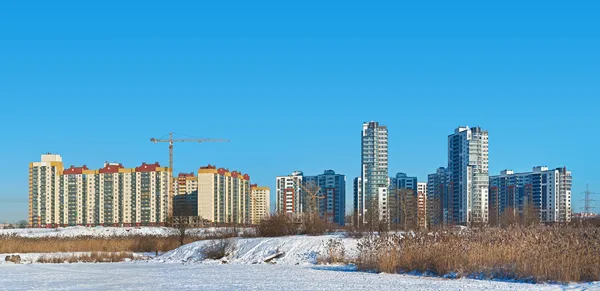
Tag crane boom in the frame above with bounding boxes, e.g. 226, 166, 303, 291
150, 132, 229, 219
151, 138, 230, 143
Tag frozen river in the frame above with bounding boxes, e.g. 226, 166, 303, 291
1, 262, 595, 290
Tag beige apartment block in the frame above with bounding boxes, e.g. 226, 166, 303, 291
29, 154, 170, 228
29, 154, 64, 227
175, 172, 198, 196
61, 165, 91, 226
250, 185, 271, 224
198, 165, 251, 224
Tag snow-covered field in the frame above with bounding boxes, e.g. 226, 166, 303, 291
2, 230, 599, 290
3, 263, 596, 290
0, 226, 252, 238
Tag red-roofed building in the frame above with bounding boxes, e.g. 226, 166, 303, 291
29, 154, 171, 228
197, 164, 252, 224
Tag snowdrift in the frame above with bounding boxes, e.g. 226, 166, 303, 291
157, 234, 358, 265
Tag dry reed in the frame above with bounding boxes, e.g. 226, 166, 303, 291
37, 252, 136, 263
317, 238, 346, 265
356, 226, 600, 283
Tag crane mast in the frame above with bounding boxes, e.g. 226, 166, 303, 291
150, 132, 230, 218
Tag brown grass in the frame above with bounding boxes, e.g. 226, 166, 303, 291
37, 252, 136, 263
0, 229, 254, 254
0, 235, 196, 254
356, 226, 600, 282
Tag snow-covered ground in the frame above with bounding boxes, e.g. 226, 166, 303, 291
3, 262, 596, 290
2, 232, 599, 289
0, 226, 252, 238
158, 234, 356, 265
0, 252, 153, 265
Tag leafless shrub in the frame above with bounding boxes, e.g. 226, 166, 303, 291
257, 214, 299, 237
344, 227, 365, 239
301, 215, 329, 236
201, 238, 235, 260
4, 255, 22, 264
37, 255, 65, 264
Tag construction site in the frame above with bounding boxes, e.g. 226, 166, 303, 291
27, 133, 271, 228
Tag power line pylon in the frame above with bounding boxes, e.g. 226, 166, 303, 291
581, 184, 596, 215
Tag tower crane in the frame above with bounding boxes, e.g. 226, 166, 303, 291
150, 132, 230, 217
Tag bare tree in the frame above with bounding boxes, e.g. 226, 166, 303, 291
364, 195, 380, 235
488, 188, 500, 227
428, 195, 443, 229
344, 214, 353, 227
389, 188, 417, 231
174, 203, 194, 246
399, 189, 418, 231
522, 195, 540, 227
17, 220, 28, 229
488, 205, 499, 227
300, 181, 327, 235
499, 207, 519, 228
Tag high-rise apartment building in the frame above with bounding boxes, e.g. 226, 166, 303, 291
427, 167, 447, 227
276, 171, 304, 215
417, 182, 427, 197
29, 154, 64, 227
353, 177, 362, 225
489, 166, 572, 223
359, 121, 389, 223
250, 184, 271, 224
393, 173, 418, 193
174, 172, 198, 196
389, 172, 418, 226
417, 191, 427, 229
85, 162, 170, 227
172, 172, 199, 217
448, 126, 489, 225
417, 182, 427, 229
61, 165, 90, 226
29, 154, 170, 227
304, 170, 346, 226
197, 165, 251, 224
173, 192, 199, 216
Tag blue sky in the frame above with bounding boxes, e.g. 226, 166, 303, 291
1, 1, 599, 221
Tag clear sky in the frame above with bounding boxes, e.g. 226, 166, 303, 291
1, 1, 599, 222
